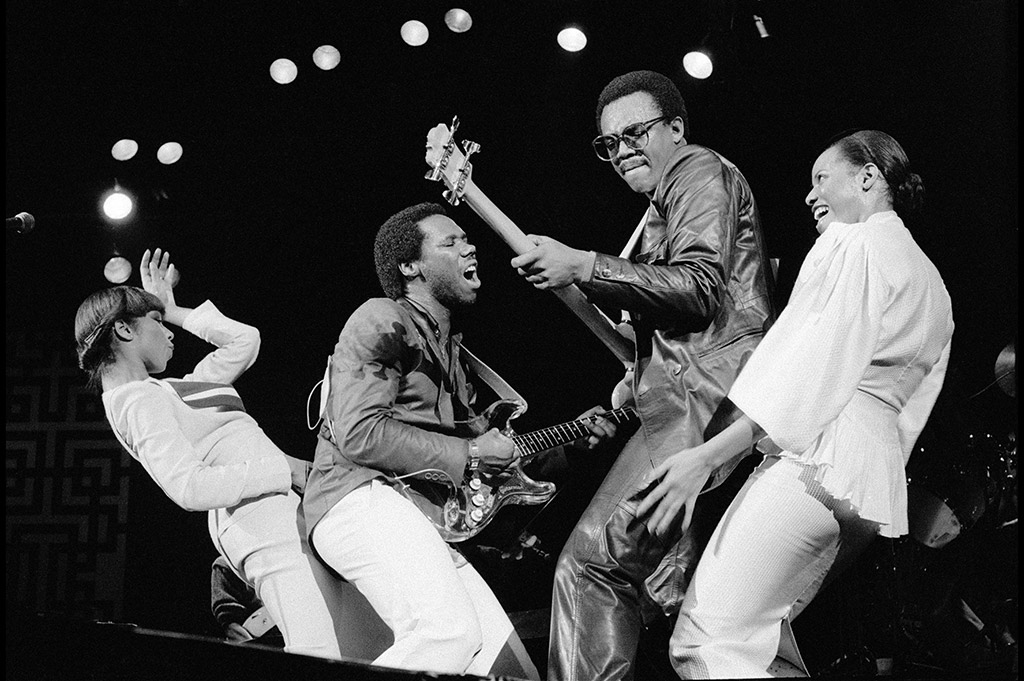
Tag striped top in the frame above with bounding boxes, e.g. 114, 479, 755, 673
102, 301, 290, 512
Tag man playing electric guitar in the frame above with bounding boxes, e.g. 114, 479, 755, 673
302, 202, 617, 679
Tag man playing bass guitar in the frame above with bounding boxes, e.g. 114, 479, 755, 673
510, 70, 777, 681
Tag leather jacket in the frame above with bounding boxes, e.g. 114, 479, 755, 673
582, 143, 776, 467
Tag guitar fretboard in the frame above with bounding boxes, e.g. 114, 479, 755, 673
513, 407, 637, 458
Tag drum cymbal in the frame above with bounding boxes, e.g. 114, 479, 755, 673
995, 342, 1015, 397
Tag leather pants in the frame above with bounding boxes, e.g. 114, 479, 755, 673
548, 431, 719, 681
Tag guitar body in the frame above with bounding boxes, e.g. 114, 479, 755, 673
399, 462, 558, 543
393, 399, 638, 542
393, 399, 555, 542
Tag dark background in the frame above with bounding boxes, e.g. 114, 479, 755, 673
6, 0, 1018, 675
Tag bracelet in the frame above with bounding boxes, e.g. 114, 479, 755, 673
465, 439, 481, 477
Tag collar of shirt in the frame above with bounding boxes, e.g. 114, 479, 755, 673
400, 297, 463, 345
399, 297, 465, 384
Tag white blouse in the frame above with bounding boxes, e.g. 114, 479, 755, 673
729, 212, 954, 537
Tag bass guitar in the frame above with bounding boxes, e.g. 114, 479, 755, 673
424, 118, 636, 371
392, 399, 638, 542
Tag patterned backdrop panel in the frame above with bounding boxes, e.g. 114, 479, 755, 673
6, 332, 130, 620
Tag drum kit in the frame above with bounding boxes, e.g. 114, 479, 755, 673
898, 341, 1018, 674
907, 341, 1017, 549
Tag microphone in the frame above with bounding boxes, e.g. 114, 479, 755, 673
6, 212, 35, 234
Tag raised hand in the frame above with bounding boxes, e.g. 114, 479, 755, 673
140, 248, 190, 327
510, 235, 595, 290
140, 248, 178, 308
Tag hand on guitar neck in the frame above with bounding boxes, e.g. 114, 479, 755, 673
574, 405, 621, 449
424, 120, 598, 291
511, 235, 597, 291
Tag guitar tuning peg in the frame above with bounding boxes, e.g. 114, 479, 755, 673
463, 140, 481, 155
442, 188, 462, 206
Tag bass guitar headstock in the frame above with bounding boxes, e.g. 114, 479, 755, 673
425, 116, 480, 206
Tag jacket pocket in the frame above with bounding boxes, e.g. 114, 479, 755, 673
695, 329, 764, 359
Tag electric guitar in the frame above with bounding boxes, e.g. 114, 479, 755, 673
424, 119, 636, 374
392, 399, 638, 542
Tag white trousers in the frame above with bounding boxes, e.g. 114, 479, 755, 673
670, 456, 876, 678
210, 490, 342, 659
312, 480, 515, 676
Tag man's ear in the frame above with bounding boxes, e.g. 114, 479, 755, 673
113, 319, 133, 343
399, 261, 420, 279
860, 163, 880, 192
670, 117, 686, 145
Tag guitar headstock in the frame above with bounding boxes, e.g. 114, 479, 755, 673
425, 118, 480, 206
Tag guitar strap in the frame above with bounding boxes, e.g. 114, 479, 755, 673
617, 207, 652, 325
619, 207, 650, 258
458, 343, 528, 415
312, 344, 529, 443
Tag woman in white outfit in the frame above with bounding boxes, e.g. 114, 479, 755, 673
74, 248, 342, 660
637, 130, 955, 678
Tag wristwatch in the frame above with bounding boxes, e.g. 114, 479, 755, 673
465, 439, 481, 477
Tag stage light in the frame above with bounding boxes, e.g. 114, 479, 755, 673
557, 26, 587, 52
157, 142, 183, 165
445, 8, 472, 33
313, 45, 341, 70
401, 20, 429, 46
104, 256, 132, 284
270, 58, 298, 84
753, 15, 770, 38
111, 139, 138, 161
683, 50, 713, 79
103, 190, 133, 220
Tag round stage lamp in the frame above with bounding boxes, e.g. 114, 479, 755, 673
270, 58, 298, 84
103, 192, 133, 220
557, 27, 587, 52
401, 20, 429, 46
313, 45, 341, 70
111, 139, 138, 161
104, 256, 132, 284
157, 142, 183, 165
683, 50, 713, 79
445, 9, 472, 33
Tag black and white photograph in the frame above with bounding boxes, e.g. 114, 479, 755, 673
6, 2, 1017, 679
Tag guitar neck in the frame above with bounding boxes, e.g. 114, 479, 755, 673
459, 179, 636, 367
513, 407, 636, 459
460, 178, 539, 255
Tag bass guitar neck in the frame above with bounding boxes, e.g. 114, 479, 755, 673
425, 120, 635, 367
